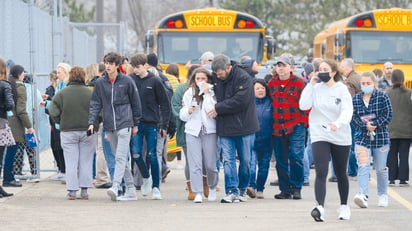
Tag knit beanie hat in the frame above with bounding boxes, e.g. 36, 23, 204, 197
303, 62, 314, 76
147, 53, 158, 67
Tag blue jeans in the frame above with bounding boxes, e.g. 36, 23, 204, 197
347, 124, 358, 177
130, 124, 160, 188
220, 133, 255, 195
249, 149, 272, 192
356, 144, 389, 196
102, 129, 115, 181
273, 125, 306, 193
3, 144, 18, 182
303, 133, 312, 183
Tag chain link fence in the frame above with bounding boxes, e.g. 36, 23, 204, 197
0, 0, 126, 178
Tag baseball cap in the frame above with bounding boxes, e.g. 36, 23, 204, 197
275, 56, 292, 65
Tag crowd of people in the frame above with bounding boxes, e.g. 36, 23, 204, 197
0, 50, 411, 222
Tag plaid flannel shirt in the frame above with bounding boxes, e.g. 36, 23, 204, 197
268, 73, 308, 136
351, 89, 392, 148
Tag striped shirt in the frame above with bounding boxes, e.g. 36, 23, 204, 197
351, 89, 392, 148
268, 73, 308, 136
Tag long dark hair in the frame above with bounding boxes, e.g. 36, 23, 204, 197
186, 67, 212, 106
391, 69, 406, 92
8, 65, 24, 103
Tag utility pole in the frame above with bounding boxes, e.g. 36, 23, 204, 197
116, 0, 122, 54
96, 0, 104, 62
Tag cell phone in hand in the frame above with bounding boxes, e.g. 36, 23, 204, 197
87, 129, 94, 136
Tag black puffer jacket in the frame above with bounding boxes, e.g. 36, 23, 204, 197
214, 64, 259, 137
88, 72, 142, 131
0, 80, 15, 119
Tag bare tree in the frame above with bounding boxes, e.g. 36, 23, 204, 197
127, 0, 207, 53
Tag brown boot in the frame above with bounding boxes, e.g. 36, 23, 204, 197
203, 176, 209, 198
186, 181, 195, 200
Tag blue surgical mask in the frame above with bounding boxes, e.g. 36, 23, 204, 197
361, 85, 374, 94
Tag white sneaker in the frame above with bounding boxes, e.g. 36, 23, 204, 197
26, 178, 40, 183
50, 172, 62, 181
141, 176, 152, 196
354, 193, 368, 208
107, 187, 119, 201
193, 193, 203, 203
208, 188, 217, 202
238, 194, 248, 202
378, 194, 388, 207
152, 187, 162, 200
311, 205, 325, 222
338, 205, 351, 220
118, 187, 137, 201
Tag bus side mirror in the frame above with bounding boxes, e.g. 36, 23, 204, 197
321, 42, 326, 55
145, 30, 155, 52
266, 36, 276, 59
307, 48, 313, 60
335, 32, 344, 47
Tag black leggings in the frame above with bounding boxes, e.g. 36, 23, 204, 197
312, 141, 350, 206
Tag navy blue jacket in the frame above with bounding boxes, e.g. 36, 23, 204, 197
254, 96, 273, 151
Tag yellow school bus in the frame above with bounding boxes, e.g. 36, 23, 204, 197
311, 8, 412, 89
145, 7, 275, 81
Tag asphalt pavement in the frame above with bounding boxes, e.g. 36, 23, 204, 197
0, 148, 411, 231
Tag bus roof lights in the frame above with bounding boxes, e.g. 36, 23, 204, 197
355, 19, 364, 27
175, 19, 184, 28
246, 20, 255, 28
363, 19, 373, 27
237, 20, 246, 28
166, 20, 175, 28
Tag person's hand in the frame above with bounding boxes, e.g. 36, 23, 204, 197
160, 129, 167, 138
207, 108, 218, 118
88, 125, 94, 134
39, 101, 46, 107
41, 94, 49, 100
366, 121, 376, 131
132, 126, 138, 136
310, 75, 319, 86
328, 122, 338, 131
188, 105, 196, 114
26, 127, 35, 134
201, 82, 210, 94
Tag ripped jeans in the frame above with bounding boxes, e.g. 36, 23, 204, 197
355, 144, 389, 197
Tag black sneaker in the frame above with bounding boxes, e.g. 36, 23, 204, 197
274, 191, 292, 199
292, 189, 302, 200
399, 181, 410, 187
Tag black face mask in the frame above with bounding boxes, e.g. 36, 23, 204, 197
318, 72, 331, 82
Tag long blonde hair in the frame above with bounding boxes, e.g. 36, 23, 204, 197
85, 64, 98, 84
0, 58, 6, 81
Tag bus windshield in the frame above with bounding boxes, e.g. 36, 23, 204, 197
157, 32, 262, 64
349, 31, 412, 64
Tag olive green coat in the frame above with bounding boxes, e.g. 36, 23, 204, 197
8, 81, 32, 143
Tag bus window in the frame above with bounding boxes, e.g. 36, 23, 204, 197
349, 31, 412, 64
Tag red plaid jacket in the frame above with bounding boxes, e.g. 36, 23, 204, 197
268, 73, 308, 136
